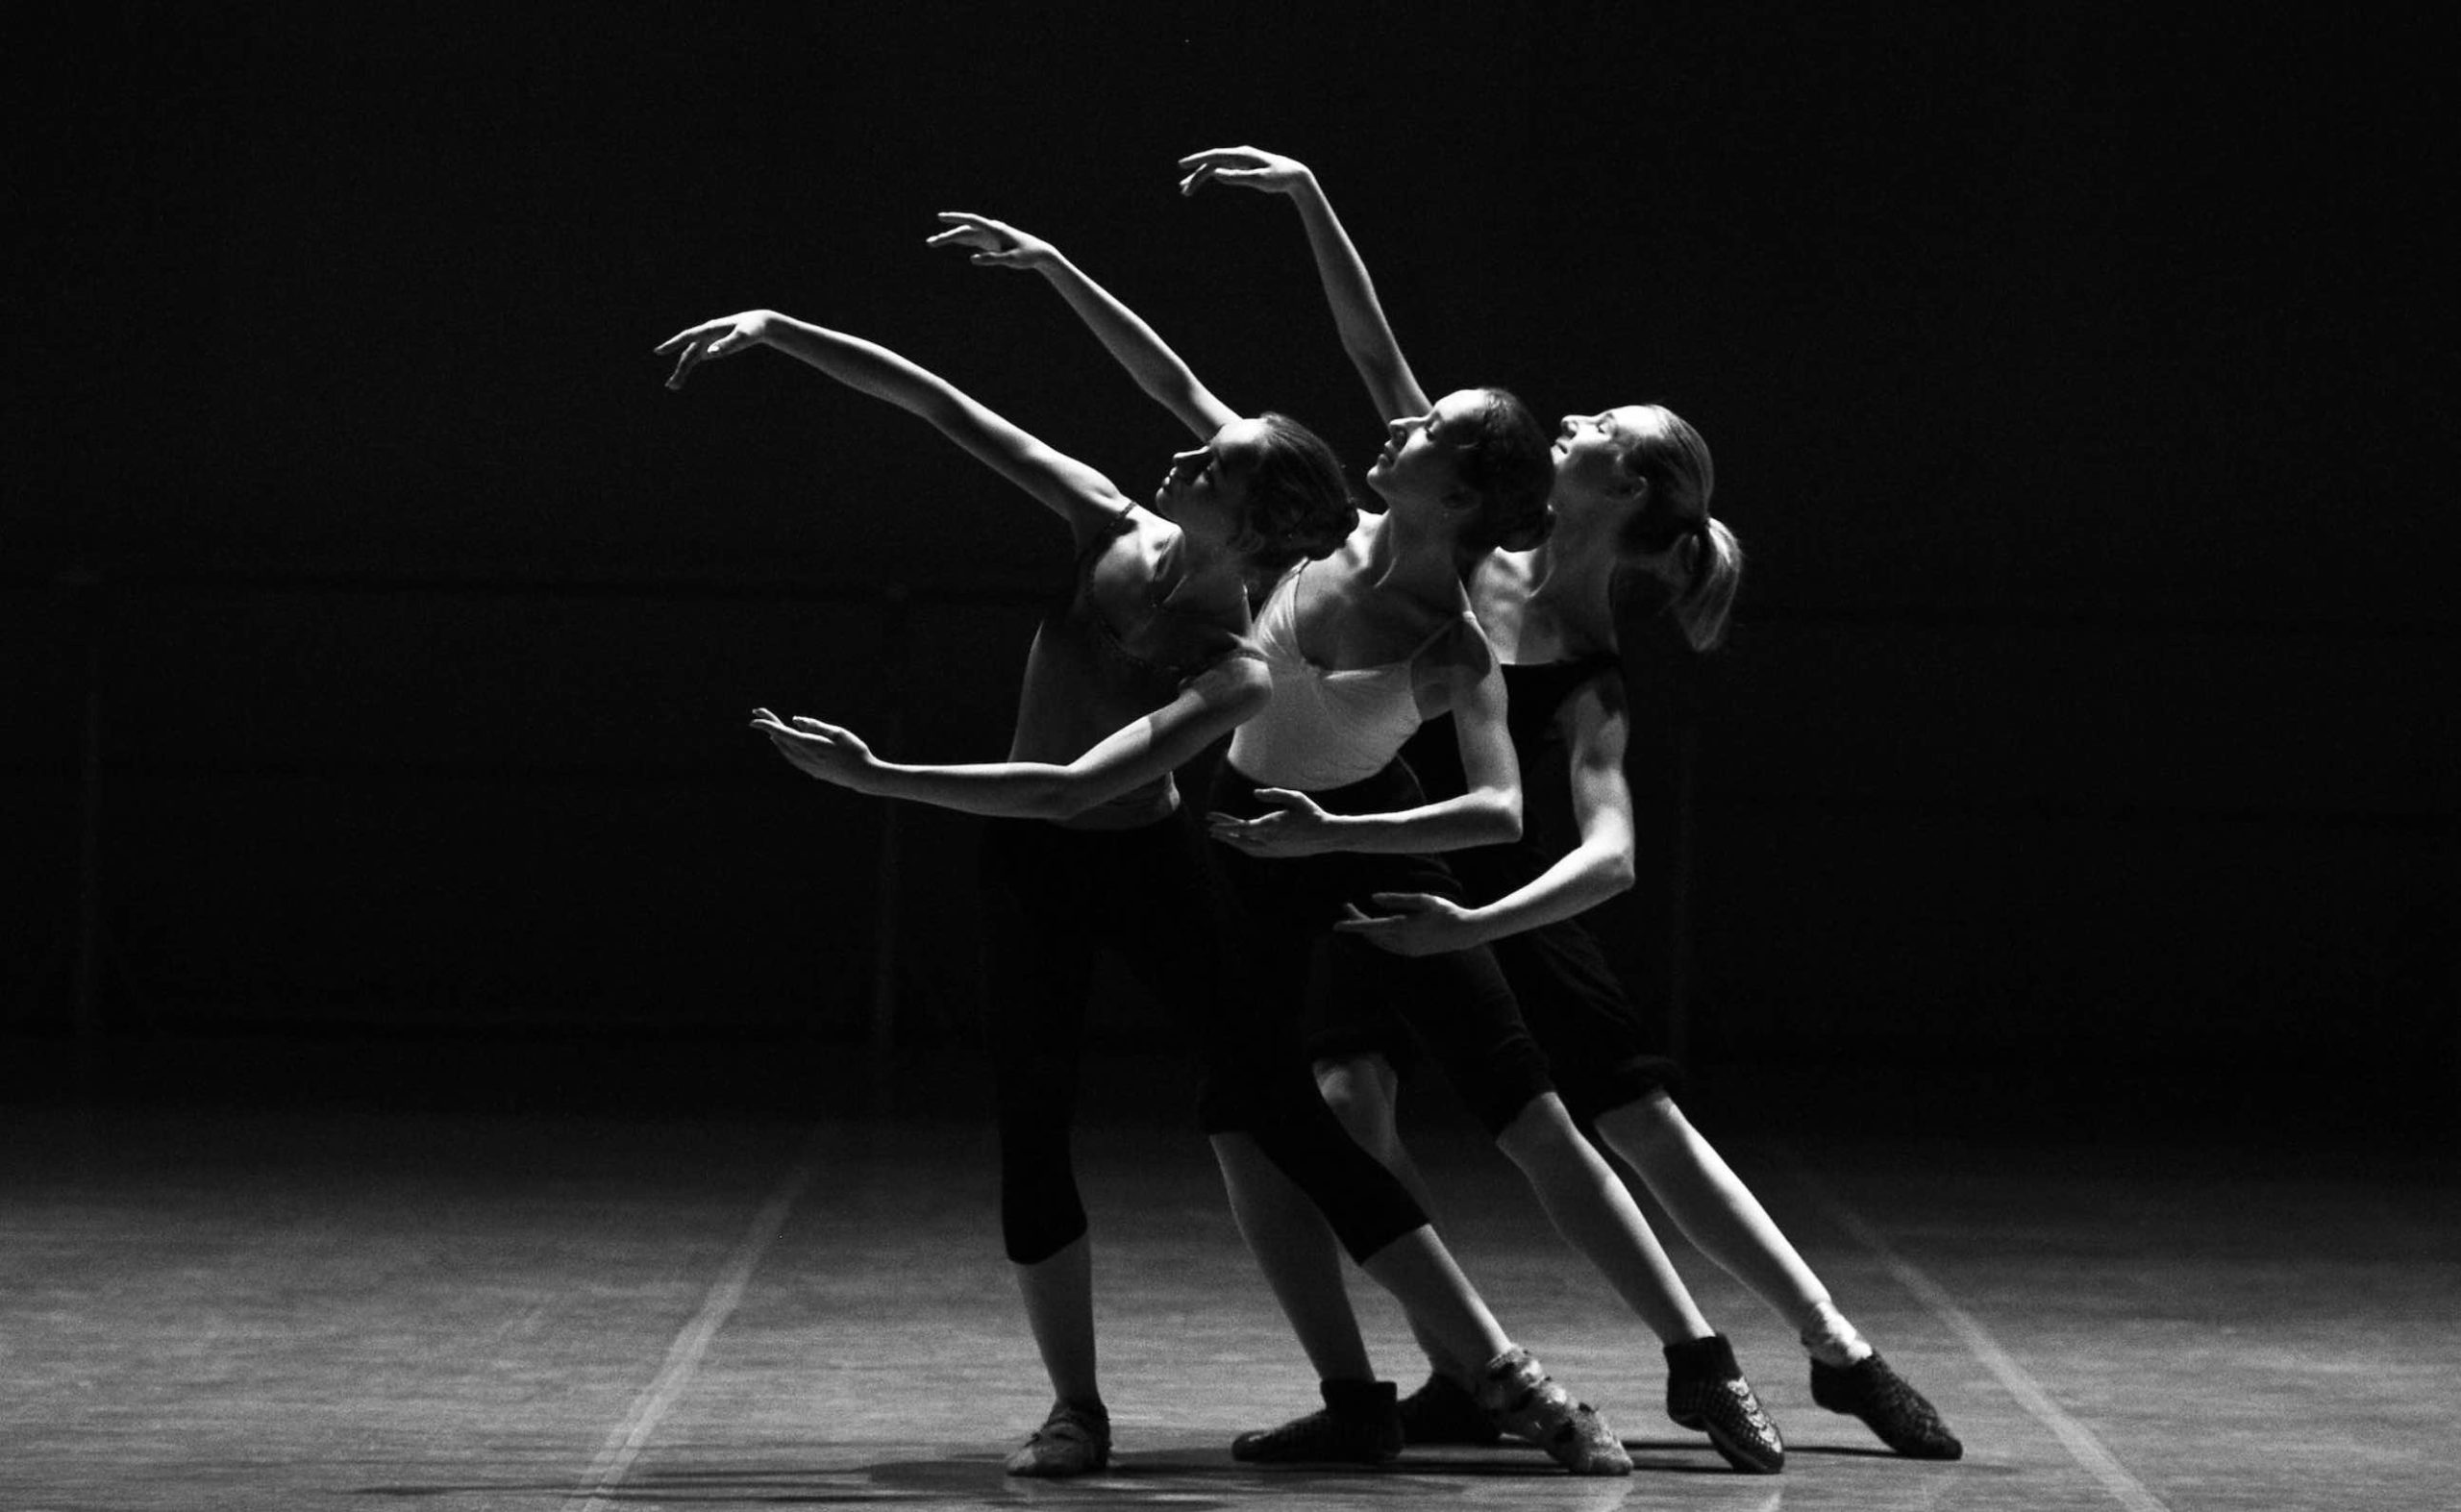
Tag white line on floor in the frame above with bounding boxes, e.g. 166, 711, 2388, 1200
1776, 1146, 2173, 1512
562, 1132, 821, 1512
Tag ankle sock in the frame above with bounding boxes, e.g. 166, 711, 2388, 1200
1798, 1301, 1872, 1369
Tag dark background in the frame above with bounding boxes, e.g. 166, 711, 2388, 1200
4, 3, 2450, 1131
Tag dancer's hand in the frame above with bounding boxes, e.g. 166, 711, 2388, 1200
1206, 788, 1341, 857
926, 212, 1061, 271
657, 311, 777, 390
1332, 893, 1480, 956
752, 707, 881, 791
1178, 145, 1312, 197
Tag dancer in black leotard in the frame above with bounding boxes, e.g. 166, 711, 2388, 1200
1182, 143, 1965, 1464
664, 217, 1628, 1478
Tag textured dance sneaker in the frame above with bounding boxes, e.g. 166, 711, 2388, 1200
1476, 1348, 1632, 1475
1810, 1351, 1964, 1459
1230, 1378, 1403, 1466
1397, 1370, 1504, 1446
1664, 1334, 1786, 1474
1004, 1401, 1111, 1477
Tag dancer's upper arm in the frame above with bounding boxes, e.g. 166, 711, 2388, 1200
1056, 654, 1271, 810
1559, 674, 1640, 887
1422, 619, 1522, 843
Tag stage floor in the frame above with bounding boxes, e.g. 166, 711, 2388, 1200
2, 1049, 2454, 1511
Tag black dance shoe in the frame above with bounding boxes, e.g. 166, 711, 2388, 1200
1810, 1351, 1963, 1459
1664, 1334, 1786, 1474
1397, 1370, 1504, 1446
1230, 1378, 1403, 1466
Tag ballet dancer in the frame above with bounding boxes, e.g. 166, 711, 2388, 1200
661, 224, 1629, 1478
1179, 141, 1965, 1463
947, 212, 1774, 1475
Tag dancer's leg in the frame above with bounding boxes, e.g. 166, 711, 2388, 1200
978, 820, 1114, 1476
1594, 1092, 1860, 1357
1312, 1053, 1477, 1384
1213, 1110, 1520, 1399
1013, 1235, 1099, 1404
1211, 1130, 1625, 1474
1596, 1092, 1962, 1459
1490, 1092, 1783, 1474
1208, 1131, 1376, 1383
1312, 1053, 1432, 1204
1494, 1091, 1715, 1343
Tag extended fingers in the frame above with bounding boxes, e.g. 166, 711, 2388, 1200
929, 211, 1011, 247
663, 341, 705, 390
1205, 813, 1262, 846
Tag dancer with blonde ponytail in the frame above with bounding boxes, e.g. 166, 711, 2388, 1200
1181, 143, 1964, 1468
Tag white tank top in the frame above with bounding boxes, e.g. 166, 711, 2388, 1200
1227, 561, 1479, 790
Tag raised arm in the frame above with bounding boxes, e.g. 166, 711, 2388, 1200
1180, 146, 1431, 421
1338, 672, 1638, 956
927, 212, 1237, 441
657, 309, 1125, 534
1207, 620, 1522, 858
754, 655, 1269, 822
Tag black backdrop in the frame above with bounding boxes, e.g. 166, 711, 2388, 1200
5, 3, 2451, 1117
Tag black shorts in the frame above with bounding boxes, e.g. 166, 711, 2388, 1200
1207, 760, 1555, 1137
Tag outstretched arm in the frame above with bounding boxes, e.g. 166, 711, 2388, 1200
1337, 673, 1638, 957
657, 309, 1125, 533
928, 212, 1237, 441
1180, 146, 1431, 421
754, 656, 1270, 823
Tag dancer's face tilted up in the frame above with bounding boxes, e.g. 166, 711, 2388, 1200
1550, 407, 1655, 524
1155, 417, 1272, 543
1364, 388, 1495, 517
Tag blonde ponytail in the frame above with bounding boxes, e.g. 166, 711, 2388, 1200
1670, 516, 1742, 651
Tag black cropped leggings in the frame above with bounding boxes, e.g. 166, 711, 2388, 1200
978, 807, 1427, 1267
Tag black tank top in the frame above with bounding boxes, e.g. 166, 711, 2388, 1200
1401, 655, 1620, 894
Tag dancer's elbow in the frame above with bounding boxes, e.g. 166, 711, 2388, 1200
1467, 791, 1522, 845
1017, 774, 1099, 822
1593, 849, 1638, 896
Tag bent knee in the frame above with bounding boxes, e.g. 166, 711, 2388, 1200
1495, 1091, 1593, 1163
1595, 1089, 1687, 1153
1313, 1054, 1401, 1153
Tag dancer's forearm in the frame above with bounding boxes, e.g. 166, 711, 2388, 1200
1307, 788, 1522, 855
1452, 836, 1637, 946
1032, 252, 1235, 438
1280, 171, 1429, 418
